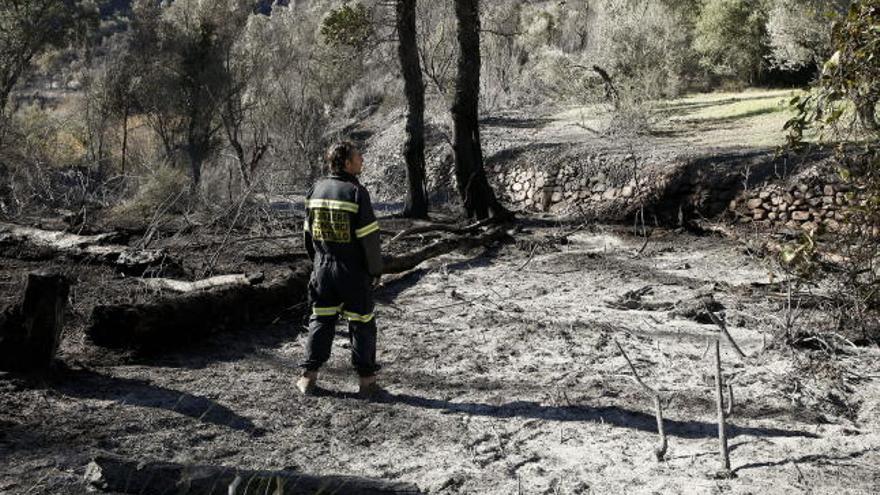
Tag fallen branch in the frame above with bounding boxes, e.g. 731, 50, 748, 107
702, 302, 748, 359
139, 273, 264, 293
0, 222, 173, 275
382, 227, 511, 275
614, 339, 668, 461
85, 454, 421, 494
386, 218, 494, 244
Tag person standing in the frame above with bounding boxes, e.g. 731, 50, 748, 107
298, 141, 384, 398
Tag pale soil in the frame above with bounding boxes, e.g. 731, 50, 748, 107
2, 222, 879, 494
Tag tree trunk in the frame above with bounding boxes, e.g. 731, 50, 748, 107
856, 95, 879, 134
397, 0, 429, 219
0, 272, 70, 371
451, 0, 511, 221
187, 146, 202, 196
121, 107, 129, 175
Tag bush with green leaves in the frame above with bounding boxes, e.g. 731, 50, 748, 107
782, 0, 880, 344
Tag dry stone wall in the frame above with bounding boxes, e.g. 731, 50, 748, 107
730, 164, 857, 233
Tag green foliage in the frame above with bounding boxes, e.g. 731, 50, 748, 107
320, 2, 374, 51
694, 0, 770, 84
767, 0, 849, 69
782, 1, 880, 343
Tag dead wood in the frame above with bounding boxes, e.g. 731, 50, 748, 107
0, 271, 70, 371
703, 302, 748, 359
386, 218, 494, 244
0, 222, 173, 275
614, 340, 668, 461
89, 266, 310, 350
714, 339, 733, 476
85, 454, 422, 494
139, 273, 264, 293
382, 227, 511, 275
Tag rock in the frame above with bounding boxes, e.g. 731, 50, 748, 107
824, 185, 835, 196
603, 188, 618, 200
802, 222, 818, 232
825, 219, 840, 231
752, 209, 766, 220
551, 192, 563, 203
512, 183, 523, 192
746, 198, 764, 209
592, 183, 607, 193
767, 211, 778, 220
759, 191, 771, 199
771, 196, 782, 206
621, 186, 634, 198
822, 196, 834, 205
792, 211, 810, 221
793, 199, 804, 207
807, 198, 822, 207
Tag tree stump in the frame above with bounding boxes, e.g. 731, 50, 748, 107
0, 271, 70, 371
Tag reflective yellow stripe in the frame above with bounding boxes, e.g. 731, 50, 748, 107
303, 218, 310, 232
312, 305, 342, 316
306, 199, 359, 214
355, 221, 379, 238
343, 311, 374, 323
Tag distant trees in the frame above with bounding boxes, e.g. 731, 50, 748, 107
0, 0, 97, 114
767, 0, 850, 70
694, 0, 770, 85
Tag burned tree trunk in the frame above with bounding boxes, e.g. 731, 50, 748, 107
85, 454, 422, 494
0, 272, 70, 371
451, 0, 510, 221
397, 0, 429, 219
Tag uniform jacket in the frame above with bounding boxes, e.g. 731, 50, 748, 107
303, 172, 383, 276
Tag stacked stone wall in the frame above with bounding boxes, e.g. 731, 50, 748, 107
731, 170, 856, 233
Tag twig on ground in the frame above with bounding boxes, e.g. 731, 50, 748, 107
703, 301, 748, 359
614, 339, 668, 461
515, 243, 539, 271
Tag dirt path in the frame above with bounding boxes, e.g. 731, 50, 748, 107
2, 224, 879, 494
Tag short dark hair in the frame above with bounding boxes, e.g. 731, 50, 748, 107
325, 141, 358, 173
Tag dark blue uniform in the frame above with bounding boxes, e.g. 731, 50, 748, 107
301, 172, 383, 377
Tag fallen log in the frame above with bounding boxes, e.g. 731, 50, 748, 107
0, 271, 70, 371
382, 227, 512, 274
85, 454, 422, 494
0, 222, 174, 275
386, 218, 495, 244
89, 266, 310, 350
140, 273, 264, 293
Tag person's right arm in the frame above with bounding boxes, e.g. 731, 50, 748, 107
354, 186, 382, 277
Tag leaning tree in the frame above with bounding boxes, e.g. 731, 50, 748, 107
451, 0, 510, 221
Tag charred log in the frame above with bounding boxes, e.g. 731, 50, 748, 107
89, 266, 310, 350
0, 222, 176, 276
85, 454, 422, 494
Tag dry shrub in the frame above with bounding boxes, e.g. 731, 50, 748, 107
108, 164, 188, 225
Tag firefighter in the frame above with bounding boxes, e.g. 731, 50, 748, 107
298, 141, 384, 398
